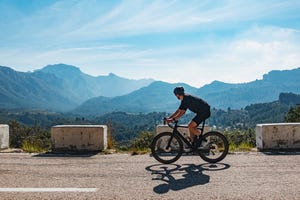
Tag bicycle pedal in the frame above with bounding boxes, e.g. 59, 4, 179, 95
184, 152, 193, 155
183, 148, 193, 153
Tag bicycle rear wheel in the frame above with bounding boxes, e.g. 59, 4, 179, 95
198, 131, 229, 163
151, 132, 183, 164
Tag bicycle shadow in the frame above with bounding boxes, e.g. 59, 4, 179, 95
145, 163, 230, 194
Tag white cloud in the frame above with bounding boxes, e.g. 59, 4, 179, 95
61, 0, 300, 41
1, 1, 300, 87
186, 26, 300, 85
106, 26, 300, 86
1, 25, 300, 87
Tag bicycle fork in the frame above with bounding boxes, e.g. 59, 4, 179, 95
166, 134, 174, 150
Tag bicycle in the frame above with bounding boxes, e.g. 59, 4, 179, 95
151, 118, 229, 164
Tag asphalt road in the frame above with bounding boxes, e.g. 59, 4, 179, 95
0, 152, 299, 200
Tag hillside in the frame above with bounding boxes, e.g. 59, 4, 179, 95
74, 68, 300, 115
197, 68, 300, 108
0, 66, 76, 111
73, 81, 198, 115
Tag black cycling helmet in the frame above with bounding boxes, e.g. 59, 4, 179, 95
173, 86, 185, 95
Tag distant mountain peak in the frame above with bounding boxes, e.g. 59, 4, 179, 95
262, 67, 300, 82
210, 80, 227, 85
149, 80, 168, 86
40, 63, 81, 74
108, 72, 118, 77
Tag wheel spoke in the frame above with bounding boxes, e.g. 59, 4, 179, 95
151, 132, 183, 164
199, 131, 229, 163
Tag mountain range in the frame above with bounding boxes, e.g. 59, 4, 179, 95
1, 64, 300, 114
74, 67, 300, 115
0, 64, 153, 111
197, 68, 300, 108
0, 66, 74, 111
39, 64, 154, 100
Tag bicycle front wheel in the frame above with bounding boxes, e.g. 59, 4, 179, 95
198, 131, 229, 163
151, 132, 183, 164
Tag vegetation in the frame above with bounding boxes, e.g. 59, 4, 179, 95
130, 131, 155, 154
2, 92, 299, 153
95, 112, 166, 143
223, 129, 256, 152
285, 104, 300, 122
8, 120, 51, 153
229, 142, 255, 152
22, 138, 47, 153
279, 92, 300, 106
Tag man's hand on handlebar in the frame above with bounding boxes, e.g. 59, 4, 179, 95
164, 117, 175, 124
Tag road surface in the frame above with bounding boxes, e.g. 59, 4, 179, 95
0, 152, 299, 200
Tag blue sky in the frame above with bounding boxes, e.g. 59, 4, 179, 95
0, 0, 300, 87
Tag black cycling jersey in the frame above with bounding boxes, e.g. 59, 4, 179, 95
179, 94, 210, 113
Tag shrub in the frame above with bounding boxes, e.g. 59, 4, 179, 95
22, 138, 44, 153
223, 129, 255, 147
131, 131, 155, 152
223, 129, 255, 152
8, 120, 51, 152
21, 129, 51, 153
285, 105, 300, 122
8, 120, 29, 148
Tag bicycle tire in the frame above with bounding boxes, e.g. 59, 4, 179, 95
151, 132, 183, 164
198, 131, 229, 163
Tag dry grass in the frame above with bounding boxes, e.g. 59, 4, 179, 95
21, 140, 47, 153
229, 142, 254, 152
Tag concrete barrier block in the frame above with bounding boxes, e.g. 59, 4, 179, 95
0, 124, 9, 149
51, 125, 107, 152
256, 123, 300, 150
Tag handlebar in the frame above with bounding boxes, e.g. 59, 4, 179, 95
163, 117, 178, 129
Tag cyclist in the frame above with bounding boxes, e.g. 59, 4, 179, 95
166, 86, 211, 147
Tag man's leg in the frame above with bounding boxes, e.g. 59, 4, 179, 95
188, 121, 200, 142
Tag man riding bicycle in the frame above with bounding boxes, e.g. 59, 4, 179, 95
166, 86, 211, 148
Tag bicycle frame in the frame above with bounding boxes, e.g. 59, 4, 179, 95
166, 121, 206, 150
153, 119, 229, 163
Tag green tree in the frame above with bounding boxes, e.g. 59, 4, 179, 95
131, 131, 155, 151
285, 105, 300, 122
8, 120, 29, 147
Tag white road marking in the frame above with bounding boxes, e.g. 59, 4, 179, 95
0, 188, 98, 192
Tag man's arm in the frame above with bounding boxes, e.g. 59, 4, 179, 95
172, 109, 186, 120
169, 109, 180, 119
166, 109, 186, 123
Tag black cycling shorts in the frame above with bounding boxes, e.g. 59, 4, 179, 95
192, 110, 211, 126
